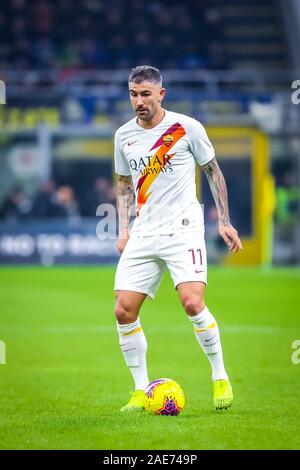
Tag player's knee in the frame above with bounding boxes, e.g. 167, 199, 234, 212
182, 297, 205, 315
114, 301, 136, 324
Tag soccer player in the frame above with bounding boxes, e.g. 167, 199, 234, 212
114, 66, 242, 413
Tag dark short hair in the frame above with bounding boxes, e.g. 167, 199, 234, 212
128, 65, 162, 86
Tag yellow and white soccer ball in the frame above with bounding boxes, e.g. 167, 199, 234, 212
144, 378, 185, 415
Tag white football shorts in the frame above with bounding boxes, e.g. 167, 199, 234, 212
114, 230, 207, 299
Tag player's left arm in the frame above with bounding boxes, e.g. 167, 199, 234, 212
201, 157, 243, 253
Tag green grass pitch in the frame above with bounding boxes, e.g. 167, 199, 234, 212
0, 266, 300, 450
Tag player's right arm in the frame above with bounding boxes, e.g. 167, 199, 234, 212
114, 129, 134, 253
116, 175, 134, 253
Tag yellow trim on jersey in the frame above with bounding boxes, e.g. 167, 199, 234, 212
194, 322, 216, 333
122, 327, 142, 336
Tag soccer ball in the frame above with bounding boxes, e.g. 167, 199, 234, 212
144, 378, 185, 415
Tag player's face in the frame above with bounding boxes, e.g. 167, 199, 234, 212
129, 81, 165, 122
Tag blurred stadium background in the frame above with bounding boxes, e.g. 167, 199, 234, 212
0, 0, 299, 266
1, 0, 300, 451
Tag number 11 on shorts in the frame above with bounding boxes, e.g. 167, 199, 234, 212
188, 248, 203, 273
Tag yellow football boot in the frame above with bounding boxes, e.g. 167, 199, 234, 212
120, 390, 146, 413
213, 379, 233, 410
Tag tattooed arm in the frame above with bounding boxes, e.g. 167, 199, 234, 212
202, 157, 243, 253
116, 175, 135, 253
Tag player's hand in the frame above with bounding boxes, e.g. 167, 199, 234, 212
219, 223, 243, 253
117, 229, 130, 254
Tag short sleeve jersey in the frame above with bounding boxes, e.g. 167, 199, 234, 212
114, 110, 215, 235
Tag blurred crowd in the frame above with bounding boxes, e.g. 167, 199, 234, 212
0, 0, 228, 70
0, 177, 116, 221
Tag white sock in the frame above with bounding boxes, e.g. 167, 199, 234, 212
117, 317, 149, 391
189, 306, 228, 382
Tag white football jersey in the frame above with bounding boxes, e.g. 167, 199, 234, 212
114, 110, 215, 235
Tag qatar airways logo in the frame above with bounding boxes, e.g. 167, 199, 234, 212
129, 154, 174, 176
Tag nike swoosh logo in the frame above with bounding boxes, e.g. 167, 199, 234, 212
127, 140, 137, 146
205, 335, 217, 343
